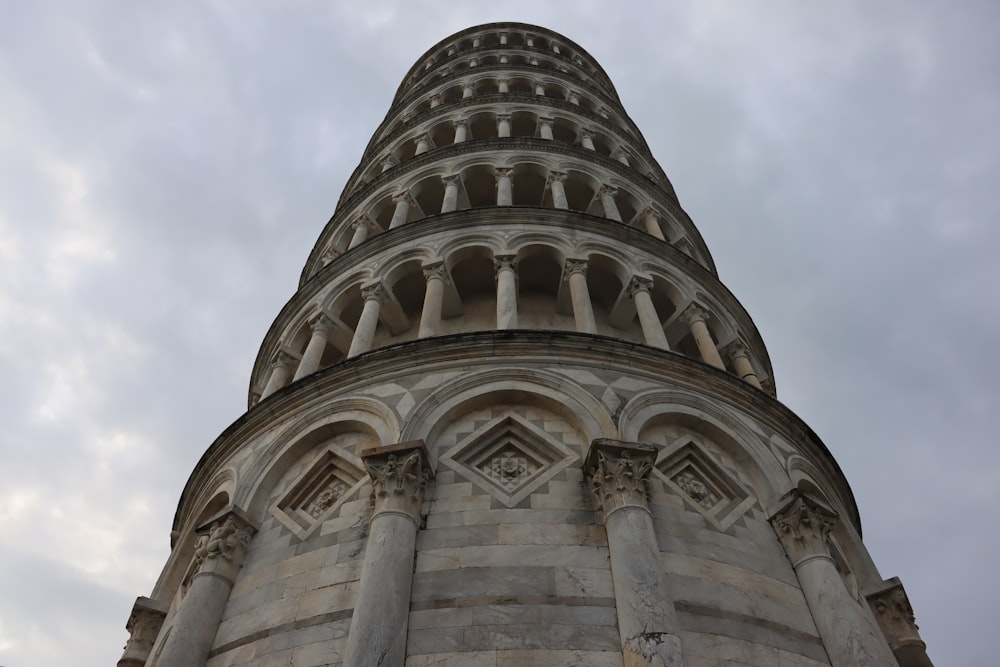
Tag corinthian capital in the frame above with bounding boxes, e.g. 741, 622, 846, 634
866, 577, 926, 651
362, 440, 433, 524
117, 597, 167, 667
584, 439, 656, 520
769, 490, 838, 565
192, 511, 256, 583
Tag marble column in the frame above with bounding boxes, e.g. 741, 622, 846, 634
419, 261, 449, 338
568, 91, 581, 105
156, 512, 256, 667
429, 94, 442, 108
494, 254, 518, 329
117, 597, 167, 667
548, 172, 569, 209
343, 441, 433, 667
867, 578, 935, 667
563, 258, 597, 334
598, 185, 621, 221
497, 113, 512, 138
440, 174, 461, 213
580, 129, 596, 150
292, 314, 333, 381
347, 216, 376, 250
414, 134, 431, 155
723, 340, 762, 389
680, 304, 725, 370
381, 157, 396, 174
462, 83, 474, 99
347, 283, 386, 358
495, 168, 514, 205
770, 491, 898, 667
614, 149, 631, 166
538, 116, 554, 140
641, 208, 667, 241
498, 78, 509, 93
453, 119, 469, 143
499, 32, 508, 45
585, 440, 684, 667
260, 350, 296, 398
534, 81, 545, 96
627, 277, 669, 350
388, 192, 413, 229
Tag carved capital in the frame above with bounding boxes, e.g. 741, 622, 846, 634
362, 440, 433, 523
351, 215, 376, 232
117, 597, 167, 667
309, 313, 334, 335
597, 184, 617, 198
271, 350, 297, 369
585, 439, 656, 520
580, 128, 596, 141
441, 173, 462, 188
641, 207, 662, 221
547, 170, 567, 183
613, 148, 631, 161
452, 118, 469, 129
495, 113, 511, 123
679, 302, 710, 327
320, 247, 341, 266
866, 578, 926, 651
769, 490, 838, 566
723, 339, 750, 361
192, 511, 256, 584
625, 275, 653, 298
421, 260, 450, 284
381, 156, 397, 169
428, 94, 442, 105
494, 167, 514, 181
562, 257, 588, 281
360, 282, 387, 304
493, 253, 518, 275
538, 115, 554, 127
391, 191, 414, 205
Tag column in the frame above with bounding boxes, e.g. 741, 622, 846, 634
453, 119, 469, 143
495, 168, 514, 205
414, 133, 431, 155
260, 350, 296, 398
770, 491, 898, 667
534, 81, 545, 96
585, 440, 684, 666
499, 32, 508, 45
499, 54, 509, 64
538, 116, 554, 140
498, 77, 509, 93
472, 37, 481, 47
117, 597, 166, 667
347, 283, 386, 358
292, 314, 333, 381
496, 113, 511, 138
568, 91, 581, 105
548, 172, 569, 209
462, 82, 474, 98
680, 303, 725, 370
641, 208, 667, 241
347, 216, 376, 250
469, 57, 479, 67
494, 254, 518, 329
580, 129, 596, 150
156, 512, 256, 667
627, 277, 669, 350
440, 174, 461, 213
419, 261, 449, 338
388, 192, 413, 229
343, 442, 433, 667
563, 258, 597, 334
723, 340, 762, 389
614, 149, 631, 166
429, 94, 442, 108
866, 578, 935, 667
598, 185, 622, 221
381, 156, 396, 173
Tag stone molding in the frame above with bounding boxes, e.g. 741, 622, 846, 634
117, 596, 167, 667
361, 440, 433, 524
866, 577, 927, 651
769, 489, 839, 567
585, 438, 656, 520
191, 510, 256, 584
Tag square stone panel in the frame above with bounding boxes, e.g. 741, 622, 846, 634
654, 439, 755, 531
440, 413, 579, 508
271, 447, 367, 541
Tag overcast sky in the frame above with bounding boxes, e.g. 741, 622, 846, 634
1, 2, 997, 665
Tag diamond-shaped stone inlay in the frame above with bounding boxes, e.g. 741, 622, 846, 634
272, 447, 366, 540
441, 413, 578, 507
655, 439, 755, 531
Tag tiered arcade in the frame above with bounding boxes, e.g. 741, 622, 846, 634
120, 23, 932, 667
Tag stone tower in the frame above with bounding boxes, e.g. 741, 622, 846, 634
119, 23, 933, 667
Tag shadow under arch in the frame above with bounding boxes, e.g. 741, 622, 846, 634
400, 368, 616, 456
238, 397, 400, 523
618, 389, 787, 507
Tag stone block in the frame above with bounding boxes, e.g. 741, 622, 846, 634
463, 623, 620, 651
296, 582, 356, 619
411, 566, 556, 600
459, 544, 610, 569
414, 547, 461, 573
275, 548, 327, 580
405, 651, 497, 666
405, 626, 466, 655
497, 522, 606, 546
497, 649, 622, 666
554, 567, 616, 598
416, 523, 500, 550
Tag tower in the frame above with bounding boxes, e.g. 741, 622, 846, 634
120, 22, 933, 666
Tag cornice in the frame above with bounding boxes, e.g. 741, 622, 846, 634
176, 331, 858, 541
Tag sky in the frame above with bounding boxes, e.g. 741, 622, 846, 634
0, 1, 997, 665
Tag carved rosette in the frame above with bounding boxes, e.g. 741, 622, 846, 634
191, 512, 256, 584
769, 490, 839, 566
362, 441, 433, 524
585, 439, 656, 520
867, 578, 926, 651
117, 597, 166, 667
